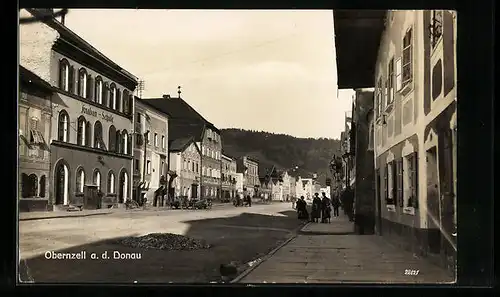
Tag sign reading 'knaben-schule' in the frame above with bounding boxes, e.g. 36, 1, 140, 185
81, 105, 114, 123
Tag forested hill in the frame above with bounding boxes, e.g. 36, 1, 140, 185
220, 128, 341, 186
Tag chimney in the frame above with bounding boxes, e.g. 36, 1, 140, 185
163, 94, 171, 99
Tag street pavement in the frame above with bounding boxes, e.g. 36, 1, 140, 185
19, 202, 303, 283
237, 214, 455, 284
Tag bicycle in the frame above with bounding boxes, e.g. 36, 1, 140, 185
125, 199, 140, 210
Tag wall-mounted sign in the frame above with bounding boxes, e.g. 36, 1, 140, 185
81, 105, 114, 123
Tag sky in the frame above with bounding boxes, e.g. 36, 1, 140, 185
64, 9, 354, 139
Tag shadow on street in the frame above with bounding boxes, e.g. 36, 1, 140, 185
19, 210, 304, 283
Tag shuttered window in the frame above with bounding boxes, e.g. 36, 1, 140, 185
396, 158, 404, 207
387, 58, 394, 105
408, 152, 419, 208
402, 28, 413, 89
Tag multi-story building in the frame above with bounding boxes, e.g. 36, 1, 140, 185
235, 173, 244, 198
18, 66, 54, 212
236, 156, 259, 197
296, 177, 314, 202
143, 94, 222, 200
169, 137, 201, 199
19, 9, 137, 210
281, 171, 293, 201
258, 176, 272, 200
334, 10, 457, 272
133, 98, 169, 205
221, 154, 237, 201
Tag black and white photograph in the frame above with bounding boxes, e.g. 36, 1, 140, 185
18, 8, 457, 284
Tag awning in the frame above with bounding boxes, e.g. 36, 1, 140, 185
334, 10, 386, 89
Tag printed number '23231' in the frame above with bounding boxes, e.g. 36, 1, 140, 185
405, 269, 420, 276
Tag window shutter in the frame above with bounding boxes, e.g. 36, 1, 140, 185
411, 153, 419, 208
395, 58, 402, 91
68, 65, 75, 93
103, 82, 109, 107
87, 75, 93, 100
129, 95, 133, 115
442, 11, 455, 96
116, 89, 121, 112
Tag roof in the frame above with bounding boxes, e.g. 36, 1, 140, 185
169, 136, 196, 153
135, 96, 171, 119
26, 9, 138, 87
142, 96, 218, 142
245, 156, 259, 164
19, 65, 54, 93
334, 10, 386, 89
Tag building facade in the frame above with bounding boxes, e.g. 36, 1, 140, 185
169, 137, 201, 200
143, 94, 222, 201
19, 67, 54, 212
372, 10, 457, 272
221, 154, 237, 200
200, 127, 222, 200
235, 173, 244, 198
236, 156, 259, 197
19, 9, 137, 210
258, 177, 272, 200
133, 98, 169, 205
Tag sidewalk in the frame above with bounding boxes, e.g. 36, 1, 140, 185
236, 215, 455, 284
19, 208, 115, 221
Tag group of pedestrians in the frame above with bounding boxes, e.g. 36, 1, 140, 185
294, 185, 354, 223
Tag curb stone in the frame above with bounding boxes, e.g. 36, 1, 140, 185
230, 222, 307, 284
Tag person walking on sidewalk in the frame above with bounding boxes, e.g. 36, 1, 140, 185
311, 193, 322, 223
320, 192, 331, 223
342, 185, 354, 221
296, 196, 309, 220
332, 194, 341, 217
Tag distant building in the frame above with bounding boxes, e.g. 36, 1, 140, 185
221, 153, 237, 200
236, 156, 259, 197
234, 173, 244, 198
169, 137, 201, 200
258, 176, 272, 200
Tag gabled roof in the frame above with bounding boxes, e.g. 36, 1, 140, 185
19, 65, 54, 93
142, 96, 218, 142
169, 136, 196, 153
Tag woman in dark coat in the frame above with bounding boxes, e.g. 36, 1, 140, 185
321, 193, 331, 223
296, 196, 309, 220
311, 193, 322, 223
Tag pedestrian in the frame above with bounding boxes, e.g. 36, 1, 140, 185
342, 186, 354, 221
296, 196, 309, 220
321, 192, 331, 223
291, 196, 297, 209
247, 195, 252, 207
332, 193, 340, 217
311, 193, 322, 223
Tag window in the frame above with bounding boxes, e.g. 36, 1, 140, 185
402, 28, 413, 90
29, 117, 44, 145
93, 169, 101, 190
430, 10, 443, 49
77, 116, 86, 146
154, 133, 158, 147
384, 164, 392, 205
103, 82, 109, 108
162, 135, 165, 149
161, 161, 165, 175
387, 58, 394, 105
145, 131, 150, 144
376, 79, 383, 117
116, 130, 122, 153
368, 121, 374, 151
123, 90, 130, 114
146, 160, 151, 174
122, 130, 129, 154
136, 112, 141, 123
78, 68, 88, 98
406, 152, 419, 208
116, 89, 121, 112
21, 173, 39, 198
196, 163, 199, 173
110, 83, 117, 109
85, 122, 91, 147
58, 110, 69, 142
134, 159, 140, 172
107, 171, 115, 194
396, 158, 404, 207
59, 59, 70, 92
94, 121, 105, 149
395, 58, 402, 91
95, 77, 103, 104
191, 161, 195, 172
108, 125, 116, 152
76, 167, 85, 193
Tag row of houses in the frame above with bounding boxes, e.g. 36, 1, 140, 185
334, 10, 457, 274
18, 9, 322, 212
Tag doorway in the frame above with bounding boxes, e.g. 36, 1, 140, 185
55, 162, 69, 205
426, 146, 441, 254
191, 184, 198, 199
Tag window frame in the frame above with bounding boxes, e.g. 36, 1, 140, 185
59, 59, 70, 92
77, 116, 87, 146
93, 121, 104, 149
78, 68, 88, 98
387, 57, 395, 106
95, 77, 103, 104
58, 110, 70, 143
76, 167, 85, 193
430, 10, 444, 50
108, 171, 115, 194
401, 26, 414, 91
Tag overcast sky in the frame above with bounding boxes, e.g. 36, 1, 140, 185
64, 9, 354, 139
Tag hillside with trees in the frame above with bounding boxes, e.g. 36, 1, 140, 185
220, 128, 341, 186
